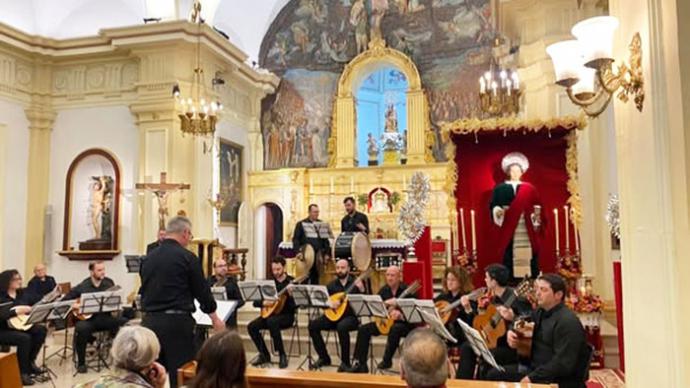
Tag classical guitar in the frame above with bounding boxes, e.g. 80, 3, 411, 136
260, 275, 308, 319
512, 317, 534, 358
471, 279, 533, 349
73, 285, 122, 321
374, 280, 421, 335
435, 287, 487, 325
324, 268, 374, 322
8, 286, 62, 331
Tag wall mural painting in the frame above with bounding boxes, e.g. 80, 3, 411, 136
219, 139, 243, 225
260, 0, 494, 168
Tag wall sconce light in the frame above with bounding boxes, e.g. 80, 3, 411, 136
546, 16, 644, 118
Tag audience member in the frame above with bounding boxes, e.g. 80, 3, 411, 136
400, 328, 450, 388
189, 330, 246, 388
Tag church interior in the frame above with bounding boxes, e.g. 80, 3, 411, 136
0, 0, 688, 387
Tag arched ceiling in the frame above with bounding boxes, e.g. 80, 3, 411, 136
0, 0, 291, 63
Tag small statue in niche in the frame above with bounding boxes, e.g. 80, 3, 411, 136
384, 104, 398, 133
371, 188, 391, 213
88, 176, 113, 241
367, 132, 379, 165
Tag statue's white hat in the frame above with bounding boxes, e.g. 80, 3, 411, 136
501, 152, 529, 173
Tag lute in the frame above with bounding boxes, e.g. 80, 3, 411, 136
373, 280, 421, 335
435, 287, 487, 325
324, 268, 374, 322
260, 275, 308, 318
8, 285, 62, 331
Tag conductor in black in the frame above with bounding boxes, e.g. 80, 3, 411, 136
140, 216, 225, 388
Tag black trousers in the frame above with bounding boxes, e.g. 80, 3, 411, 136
456, 340, 518, 379
352, 321, 412, 365
143, 312, 195, 388
308, 314, 358, 365
247, 313, 295, 357
0, 325, 47, 374
74, 314, 127, 366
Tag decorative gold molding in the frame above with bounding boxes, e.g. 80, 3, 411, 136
565, 130, 583, 229
440, 115, 587, 135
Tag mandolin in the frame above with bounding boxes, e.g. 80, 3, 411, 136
260, 275, 308, 319
435, 287, 487, 325
374, 280, 421, 335
324, 268, 374, 322
471, 278, 533, 350
7, 285, 62, 331
72, 285, 121, 321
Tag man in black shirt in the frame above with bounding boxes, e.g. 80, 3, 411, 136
25, 264, 57, 304
348, 266, 415, 373
63, 261, 127, 373
456, 264, 532, 379
341, 196, 369, 234
308, 259, 365, 372
292, 204, 333, 284
206, 257, 244, 328
145, 229, 166, 254
486, 273, 589, 388
140, 216, 224, 388
248, 256, 296, 369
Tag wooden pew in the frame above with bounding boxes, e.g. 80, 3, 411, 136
0, 352, 22, 388
178, 361, 557, 388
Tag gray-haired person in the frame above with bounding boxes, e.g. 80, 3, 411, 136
400, 328, 450, 388
140, 216, 225, 387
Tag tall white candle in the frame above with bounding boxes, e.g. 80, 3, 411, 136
460, 208, 467, 251
330, 177, 334, 193
564, 205, 570, 252
470, 210, 477, 252
575, 223, 580, 252
451, 211, 458, 252
554, 208, 560, 255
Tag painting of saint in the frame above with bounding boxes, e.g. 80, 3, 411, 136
219, 139, 243, 225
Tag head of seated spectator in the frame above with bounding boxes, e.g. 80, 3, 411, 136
400, 328, 450, 388
76, 326, 166, 388
190, 330, 246, 388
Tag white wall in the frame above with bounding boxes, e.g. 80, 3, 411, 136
48, 105, 139, 296
0, 98, 30, 273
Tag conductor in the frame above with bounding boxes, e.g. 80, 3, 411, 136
140, 216, 225, 388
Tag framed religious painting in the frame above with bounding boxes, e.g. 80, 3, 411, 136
219, 138, 242, 226
58, 148, 121, 260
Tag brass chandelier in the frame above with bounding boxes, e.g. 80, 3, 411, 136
479, 39, 521, 117
173, 0, 222, 137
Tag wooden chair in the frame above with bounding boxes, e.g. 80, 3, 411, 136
0, 352, 22, 388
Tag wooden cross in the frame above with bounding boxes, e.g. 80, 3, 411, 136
136, 172, 191, 230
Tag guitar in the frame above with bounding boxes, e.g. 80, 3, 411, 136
512, 317, 534, 358
374, 280, 421, 335
72, 285, 121, 321
434, 287, 487, 325
324, 268, 374, 322
7, 285, 62, 331
471, 278, 533, 349
259, 275, 308, 318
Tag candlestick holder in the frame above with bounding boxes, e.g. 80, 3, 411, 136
556, 249, 582, 281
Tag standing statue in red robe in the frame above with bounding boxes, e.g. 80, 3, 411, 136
489, 152, 545, 279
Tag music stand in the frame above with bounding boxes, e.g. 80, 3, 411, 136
30, 301, 72, 387
238, 280, 278, 302
397, 299, 437, 324
45, 300, 77, 365
348, 294, 388, 319
76, 291, 122, 374
456, 319, 505, 372
124, 255, 145, 274
292, 284, 329, 371
210, 287, 227, 301
419, 310, 457, 343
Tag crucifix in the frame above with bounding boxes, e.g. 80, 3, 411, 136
136, 172, 191, 230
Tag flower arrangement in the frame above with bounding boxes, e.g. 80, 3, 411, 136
456, 252, 478, 274
567, 289, 603, 313
397, 172, 431, 244
557, 254, 583, 280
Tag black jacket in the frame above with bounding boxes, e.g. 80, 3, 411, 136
0, 289, 32, 330
341, 211, 369, 234
252, 275, 297, 317
26, 276, 57, 303
206, 275, 245, 327
327, 275, 364, 318
140, 239, 216, 315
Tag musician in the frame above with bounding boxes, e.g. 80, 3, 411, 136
63, 261, 128, 374
0, 269, 47, 386
207, 257, 244, 328
348, 266, 415, 373
341, 197, 369, 234
292, 204, 333, 284
140, 216, 224, 388
433, 266, 475, 342
146, 229, 167, 255
456, 264, 532, 379
308, 259, 365, 372
26, 264, 57, 304
248, 256, 296, 369
485, 274, 589, 388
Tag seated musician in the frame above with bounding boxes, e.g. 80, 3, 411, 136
341, 197, 369, 234
25, 264, 57, 304
485, 273, 589, 388
63, 261, 128, 374
292, 204, 332, 284
456, 263, 532, 379
0, 269, 47, 386
347, 265, 415, 373
207, 257, 244, 328
433, 266, 475, 343
248, 256, 296, 369
308, 258, 365, 372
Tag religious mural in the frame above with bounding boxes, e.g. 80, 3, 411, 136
219, 139, 243, 225
260, 0, 494, 168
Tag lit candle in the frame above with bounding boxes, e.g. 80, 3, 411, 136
554, 208, 560, 255
564, 205, 570, 252
479, 77, 486, 94
491, 81, 498, 96
330, 177, 334, 193
350, 176, 354, 194
460, 208, 467, 251
500, 69, 507, 88
575, 223, 580, 252
506, 80, 512, 96
451, 210, 458, 252
470, 210, 477, 252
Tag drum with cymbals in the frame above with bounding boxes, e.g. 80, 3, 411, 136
333, 232, 372, 270
294, 243, 315, 278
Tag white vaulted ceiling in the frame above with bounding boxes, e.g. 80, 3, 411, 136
0, 0, 291, 62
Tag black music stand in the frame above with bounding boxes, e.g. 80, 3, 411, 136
456, 318, 504, 372
45, 300, 76, 365
124, 255, 145, 274
238, 280, 278, 303
28, 301, 71, 387
73, 291, 122, 374
348, 294, 389, 372
292, 284, 329, 371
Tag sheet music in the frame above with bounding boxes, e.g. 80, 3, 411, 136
291, 285, 311, 307
420, 310, 457, 343
258, 281, 279, 301
26, 303, 54, 324
456, 319, 505, 372
348, 294, 388, 318
192, 300, 238, 326
308, 285, 330, 308
210, 287, 227, 301
80, 290, 122, 315
125, 255, 145, 273
238, 281, 276, 301
397, 299, 436, 324
47, 300, 74, 320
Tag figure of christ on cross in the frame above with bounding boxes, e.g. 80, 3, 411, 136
135, 172, 191, 230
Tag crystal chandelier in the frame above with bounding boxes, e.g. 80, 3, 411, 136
479, 40, 521, 117
173, 1, 222, 137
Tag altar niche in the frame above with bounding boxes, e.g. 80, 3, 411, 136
356, 67, 408, 167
